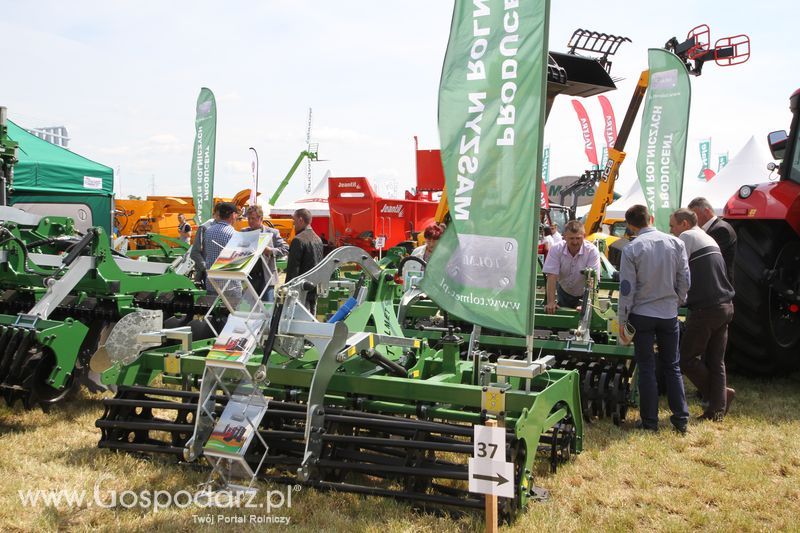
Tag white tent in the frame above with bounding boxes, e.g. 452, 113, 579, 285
604, 180, 646, 219
687, 136, 774, 213
269, 170, 331, 218
603, 135, 774, 219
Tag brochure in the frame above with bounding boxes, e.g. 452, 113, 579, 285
206, 315, 265, 367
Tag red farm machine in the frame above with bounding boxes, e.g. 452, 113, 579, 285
328, 142, 444, 255
724, 89, 800, 374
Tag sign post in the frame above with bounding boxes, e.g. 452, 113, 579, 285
469, 419, 514, 532
484, 419, 498, 533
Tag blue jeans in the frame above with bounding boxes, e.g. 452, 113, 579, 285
630, 313, 689, 429
263, 286, 275, 303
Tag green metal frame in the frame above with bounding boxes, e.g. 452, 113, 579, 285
100, 265, 584, 509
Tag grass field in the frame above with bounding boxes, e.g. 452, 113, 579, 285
1, 372, 799, 532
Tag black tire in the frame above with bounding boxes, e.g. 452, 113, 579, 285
727, 221, 800, 374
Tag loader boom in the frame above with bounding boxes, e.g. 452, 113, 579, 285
584, 70, 649, 235
269, 149, 319, 206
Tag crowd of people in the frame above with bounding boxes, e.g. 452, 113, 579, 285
188, 203, 323, 310
182, 194, 738, 433
544, 197, 737, 432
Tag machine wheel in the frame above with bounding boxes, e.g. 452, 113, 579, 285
29, 347, 80, 408
728, 222, 800, 374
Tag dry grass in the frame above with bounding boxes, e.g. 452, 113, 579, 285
1, 372, 799, 532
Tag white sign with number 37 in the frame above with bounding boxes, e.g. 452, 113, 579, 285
469, 424, 514, 498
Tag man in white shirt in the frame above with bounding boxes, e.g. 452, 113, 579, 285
551, 223, 563, 243
542, 220, 602, 313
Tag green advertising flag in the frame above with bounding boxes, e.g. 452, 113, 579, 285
697, 138, 710, 180
636, 49, 691, 232
718, 152, 729, 171
420, 0, 550, 336
542, 145, 551, 183
191, 88, 217, 224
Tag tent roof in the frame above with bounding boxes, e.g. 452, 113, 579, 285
605, 180, 646, 219
7, 119, 113, 196
688, 136, 773, 213
604, 136, 773, 219
269, 170, 332, 217
270, 196, 329, 217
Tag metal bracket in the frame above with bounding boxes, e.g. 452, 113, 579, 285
495, 355, 556, 380
13, 313, 39, 329
336, 332, 420, 363
565, 339, 594, 353
281, 246, 382, 305
136, 326, 193, 352
481, 384, 510, 417
29, 256, 95, 320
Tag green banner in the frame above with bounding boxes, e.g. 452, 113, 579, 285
718, 152, 729, 171
420, 0, 549, 336
542, 145, 551, 183
697, 138, 710, 180
191, 88, 217, 224
635, 49, 691, 231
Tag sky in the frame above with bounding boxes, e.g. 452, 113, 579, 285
1, 1, 796, 206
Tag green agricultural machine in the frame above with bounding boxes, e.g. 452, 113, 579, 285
118, 233, 191, 263
96, 247, 583, 519
396, 254, 635, 425
0, 207, 221, 409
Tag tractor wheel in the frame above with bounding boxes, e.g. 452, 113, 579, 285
728, 221, 800, 374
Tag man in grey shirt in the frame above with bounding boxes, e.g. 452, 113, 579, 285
618, 205, 690, 433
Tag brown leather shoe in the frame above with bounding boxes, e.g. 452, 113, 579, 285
725, 387, 736, 415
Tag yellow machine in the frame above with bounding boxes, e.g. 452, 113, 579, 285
584, 71, 650, 253
115, 189, 254, 247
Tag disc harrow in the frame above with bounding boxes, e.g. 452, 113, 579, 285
0, 211, 220, 410
97, 385, 577, 518
94, 246, 584, 520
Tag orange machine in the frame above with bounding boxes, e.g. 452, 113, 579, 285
115, 189, 254, 247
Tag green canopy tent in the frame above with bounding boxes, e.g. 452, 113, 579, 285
6, 120, 114, 235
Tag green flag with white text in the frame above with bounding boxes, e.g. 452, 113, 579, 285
420, 0, 549, 336
191, 88, 217, 224
636, 49, 691, 231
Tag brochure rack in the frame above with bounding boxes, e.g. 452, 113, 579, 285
186, 230, 276, 493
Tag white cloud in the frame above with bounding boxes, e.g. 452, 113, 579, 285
147, 134, 179, 144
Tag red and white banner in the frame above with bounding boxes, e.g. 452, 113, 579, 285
598, 95, 618, 148
571, 99, 599, 167
540, 178, 550, 209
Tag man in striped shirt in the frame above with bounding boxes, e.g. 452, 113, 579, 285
204, 202, 239, 297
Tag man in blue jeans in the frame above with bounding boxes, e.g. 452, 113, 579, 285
618, 205, 690, 433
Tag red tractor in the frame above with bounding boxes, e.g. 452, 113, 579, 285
724, 89, 800, 374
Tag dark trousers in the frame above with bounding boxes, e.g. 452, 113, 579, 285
680, 302, 734, 414
557, 284, 582, 308
630, 313, 689, 429
306, 290, 318, 316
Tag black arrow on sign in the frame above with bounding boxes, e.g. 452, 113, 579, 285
471, 472, 509, 486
